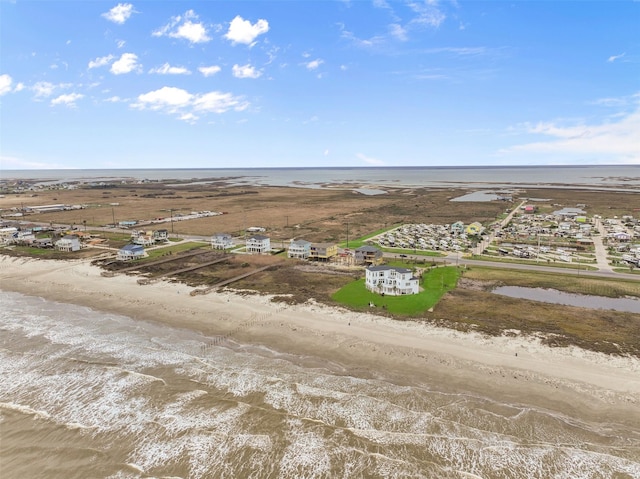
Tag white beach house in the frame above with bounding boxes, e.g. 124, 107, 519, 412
365, 265, 419, 295
288, 239, 312, 259
246, 234, 271, 255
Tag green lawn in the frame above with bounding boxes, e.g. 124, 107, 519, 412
338, 225, 401, 249
332, 266, 460, 316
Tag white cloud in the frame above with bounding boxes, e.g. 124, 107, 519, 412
408, 1, 446, 28
198, 65, 221, 77
193, 91, 249, 113
179, 112, 199, 123
153, 10, 211, 44
110, 53, 140, 74
0, 74, 13, 95
149, 63, 191, 75
116, 39, 126, 48
305, 59, 324, 71
51, 93, 84, 107
607, 53, 625, 63
133, 87, 193, 111
224, 15, 269, 45
14, 82, 25, 92
32, 81, 56, 98
232, 64, 262, 79
389, 23, 408, 41
102, 3, 135, 24
132, 86, 248, 120
356, 153, 385, 166
104, 96, 124, 102
502, 101, 640, 163
88, 54, 115, 69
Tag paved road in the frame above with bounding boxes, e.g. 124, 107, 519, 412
384, 251, 639, 281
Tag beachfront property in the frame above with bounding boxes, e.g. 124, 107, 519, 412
131, 229, 169, 246
309, 242, 338, 262
117, 244, 146, 261
211, 233, 235, 250
288, 239, 312, 259
246, 234, 271, 254
365, 265, 419, 295
154, 229, 169, 242
355, 245, 384, 265
55, 234, 81, 252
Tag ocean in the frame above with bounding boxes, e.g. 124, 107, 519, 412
1, 289, 639, 479
3, 165, 640, 190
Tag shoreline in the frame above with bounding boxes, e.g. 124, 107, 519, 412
2, 254, 639, 428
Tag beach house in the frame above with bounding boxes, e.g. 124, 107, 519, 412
354, 245, 384, 265
309, 243, 338, 262
288, 239, 312, 259
55, 234, 81, 252
211, 233, 235, 250
117, 244, 146, 261
246, 234, 271, 254
365, 265, 419, 295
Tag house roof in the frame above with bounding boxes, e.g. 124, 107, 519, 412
120, 244, 144, 252
291, 239, 311, 246
248, 234, 269, 240
356, 245, 380, 252
368, 265, 413, 274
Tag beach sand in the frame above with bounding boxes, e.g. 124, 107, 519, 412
2, 255, 639, 428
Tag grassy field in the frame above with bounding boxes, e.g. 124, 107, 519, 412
461, 266, 639, 297
332, 266, 460, 316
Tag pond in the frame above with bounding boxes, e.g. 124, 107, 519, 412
353, 188, 388, 196
492, 286, 640, 314
450, 191, 501, 202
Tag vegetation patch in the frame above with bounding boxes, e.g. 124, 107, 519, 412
332, 266, 460, 316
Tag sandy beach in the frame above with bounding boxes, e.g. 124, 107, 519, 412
2, 255, 639, 428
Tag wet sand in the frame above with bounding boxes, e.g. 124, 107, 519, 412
1, 255, 639, 430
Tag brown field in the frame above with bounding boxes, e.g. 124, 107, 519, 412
4, 182, 638, 243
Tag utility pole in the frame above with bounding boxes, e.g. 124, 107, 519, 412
346, 222, 349, 248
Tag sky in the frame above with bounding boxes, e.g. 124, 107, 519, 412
1, 0, 638, 170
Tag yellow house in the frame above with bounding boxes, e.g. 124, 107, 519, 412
465, 222, 485, 236
309, 243, 338, 261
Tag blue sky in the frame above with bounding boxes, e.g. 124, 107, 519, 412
1, 0, 638, 169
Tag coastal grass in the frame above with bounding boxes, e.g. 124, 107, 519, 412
339, 225, 400, 249
332, 266, 460, 316
141, 242, 207, 261
471, 254, 598, 271
461, 266, 639, 298
434, 288, 640, 356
